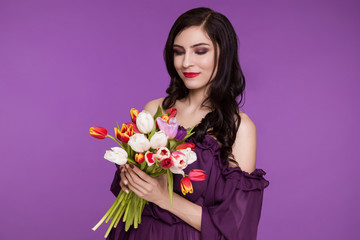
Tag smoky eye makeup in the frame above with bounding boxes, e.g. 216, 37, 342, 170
173, 49, 184, 55
173, 48, 209, 55
195, 48, 209, 55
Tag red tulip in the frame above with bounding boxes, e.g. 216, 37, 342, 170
145, 151, 155, 166
89, 126, 108, 139
176, 142, 195, 151
180, 176, 193, 195
188, 169, 207, 181
126, 122, 140, 133
168, 108, 177, 118
160, 157, 173, 169
135, 153, 145, 164
115, 124, 133, 143
130, 108, 140, 123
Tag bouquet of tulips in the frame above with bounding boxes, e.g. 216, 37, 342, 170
89, 106, 207, 238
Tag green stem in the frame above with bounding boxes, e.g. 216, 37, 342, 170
114, 198, 128, 228
122, 192, 133, 222
107, 135, 123, 148
105, 191, 124, 223
92, 197, 117, 231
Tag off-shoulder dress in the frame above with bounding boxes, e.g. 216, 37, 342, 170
107, 134, 269, 240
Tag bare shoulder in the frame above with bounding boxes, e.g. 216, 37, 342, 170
143, 97, 165, 116
238, 111, 256, 135
230, 111, 257, 174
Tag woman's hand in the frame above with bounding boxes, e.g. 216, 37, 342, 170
119, 164, 202, 231
119, 164, 170, 208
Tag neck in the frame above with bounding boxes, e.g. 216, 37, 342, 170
185, 86, 212, 111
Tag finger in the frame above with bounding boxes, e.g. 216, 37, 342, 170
126, 166, 152, 192
129, 165, 155, 184
127, 183, 145, 199
119, 166, 130, 193
120, 181, 129, 194
120, 167, 129, 185
125, 169, 148, 194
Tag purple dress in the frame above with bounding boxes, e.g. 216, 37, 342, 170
107, 135, 269, 240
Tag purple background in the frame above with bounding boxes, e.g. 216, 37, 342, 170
1, 0, 359, 239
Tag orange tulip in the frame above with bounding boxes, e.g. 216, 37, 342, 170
89, 126, 108, 139
135, 153, 145, 164
161, 114, 169, 122
188, 169, 206, 181
115, 124, 133, 143
130, 108, 140, 123
180, 176, 193, 195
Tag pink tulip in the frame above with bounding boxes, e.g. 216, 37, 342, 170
188, 169, 207, 181
156, 117, 178, 139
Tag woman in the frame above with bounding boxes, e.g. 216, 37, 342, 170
107, 7, 269, 240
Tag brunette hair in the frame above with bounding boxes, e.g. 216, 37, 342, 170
162, 7, 245, 162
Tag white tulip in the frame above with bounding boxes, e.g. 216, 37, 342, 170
104, 147, 128, 165
178, 148, 197, 164
170, 166, 184, 175
150, 130, 168, 149
128, 133, 151, 153
136, 110, 154, 134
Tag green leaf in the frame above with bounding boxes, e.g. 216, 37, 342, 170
140, 160, 147, 170
167, 169, 174, 208
148, 126, 156, 140
150, 170, 166, 177
153, 105, 163, 119
148, 105, 163, 140
168, 139, 177, 151
127, 158, 137, 165
183, 126, 195, 140
116, 121, 120, 130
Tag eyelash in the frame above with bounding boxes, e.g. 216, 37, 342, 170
173, 50, 208, 56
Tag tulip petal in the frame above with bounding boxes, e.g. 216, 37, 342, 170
180, 177, 193, 195
89, 126, 107, 139
145, 151, 155, 166
130, 108, 140, 123
188, 169, 207, 181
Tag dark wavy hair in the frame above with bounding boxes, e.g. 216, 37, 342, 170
162, 7, 246, 162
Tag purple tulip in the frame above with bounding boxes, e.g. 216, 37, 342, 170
175, 126, 187, 141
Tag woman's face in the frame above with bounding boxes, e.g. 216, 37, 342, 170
173, 26, 219, 92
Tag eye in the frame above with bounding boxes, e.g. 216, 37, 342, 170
196, 49, 208, 55
173, 50, 184, 56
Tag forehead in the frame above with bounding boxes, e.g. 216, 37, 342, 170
173, 26, 213, 47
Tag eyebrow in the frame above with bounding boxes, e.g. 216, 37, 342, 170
173, 43, 210, 48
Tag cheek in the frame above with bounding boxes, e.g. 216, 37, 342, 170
199, 57, 215, 71
173, 57, 182, 70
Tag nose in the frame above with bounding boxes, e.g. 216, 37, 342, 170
182, 52, 193, 68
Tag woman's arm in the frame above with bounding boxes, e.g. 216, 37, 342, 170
230, 112, 257, 173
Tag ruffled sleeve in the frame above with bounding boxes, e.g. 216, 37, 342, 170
193, 136, 269, 240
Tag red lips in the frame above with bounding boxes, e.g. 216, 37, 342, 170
183, 72, 200, 78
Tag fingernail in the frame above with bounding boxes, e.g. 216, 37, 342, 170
125, 164, 129, 169
130, 165, 134, 169
125, 189, 129, 194
124, 180, 128, 185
